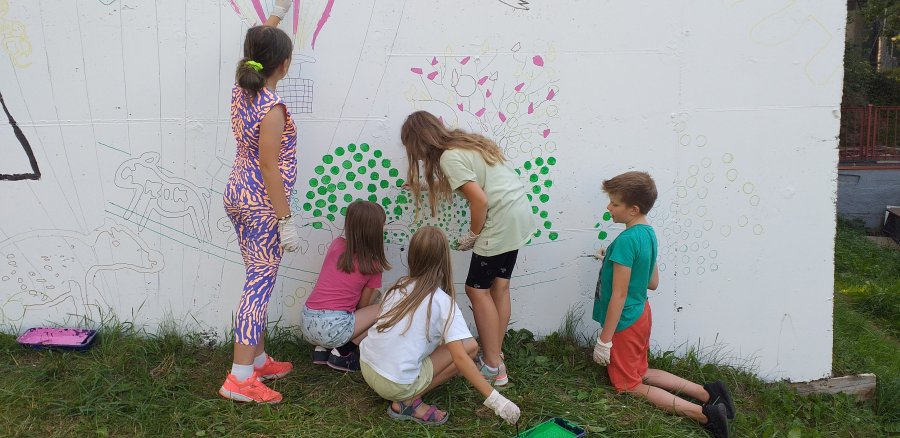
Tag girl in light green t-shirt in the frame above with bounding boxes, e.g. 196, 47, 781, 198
399, 111, 536, 387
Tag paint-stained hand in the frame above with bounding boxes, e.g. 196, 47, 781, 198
593, 337, 612, 365
277, 215, 302, 252
484, 390, 521, 425
593, 246, 607, 260
454, 230, 479, 251
271, 0, 292, 20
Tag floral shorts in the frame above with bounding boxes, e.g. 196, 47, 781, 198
301, 306, 356, 348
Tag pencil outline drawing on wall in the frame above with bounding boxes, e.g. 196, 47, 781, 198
0, 0, 32, 68
0, 90, 40, 181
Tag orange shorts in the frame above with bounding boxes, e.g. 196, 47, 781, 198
608, 302, 651, 392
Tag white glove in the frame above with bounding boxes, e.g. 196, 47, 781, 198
593, 337, 612, 365
454, 230, 479, 251
270, 0, 292, 20
277, 215, 301, 252
593, 246, 607, 260
484, 389, 520, 425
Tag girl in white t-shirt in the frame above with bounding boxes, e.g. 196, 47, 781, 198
400, 111, 536, 387
359, 226, 521, 426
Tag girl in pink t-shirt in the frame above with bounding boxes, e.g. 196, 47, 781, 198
301, 200, 391, 372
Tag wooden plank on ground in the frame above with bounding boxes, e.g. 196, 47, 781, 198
792, 373, 877, 401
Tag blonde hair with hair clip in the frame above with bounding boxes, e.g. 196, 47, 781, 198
375, 226, 456, 339
400, 111, 506, 216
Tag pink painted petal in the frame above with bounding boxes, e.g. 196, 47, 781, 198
514, 82, 525, 92
431, 56, 438, 66
475, 108, 486, 117
477, 75, 489, 85
498, 112, 507, 122
457, 103, 464, 111
411, 67, 423, 74
485, 89, 492, 98
543, 129, 551, 138
546, 89, 555, 101
427, 71, 439, 80
528, 102, 534, 114
533, 55, 544, 67
460, 56, 471, 65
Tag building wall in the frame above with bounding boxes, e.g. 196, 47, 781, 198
0, 0, 845, 381
838, 168, 900, 228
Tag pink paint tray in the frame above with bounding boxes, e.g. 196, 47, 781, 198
17, 327, 98, 351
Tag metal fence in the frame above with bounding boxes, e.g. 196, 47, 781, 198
840, 105, 900, 163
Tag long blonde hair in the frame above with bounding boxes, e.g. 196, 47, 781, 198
400, 111, 506, 216
375, 226, 456, 338
339, 200, 391, 275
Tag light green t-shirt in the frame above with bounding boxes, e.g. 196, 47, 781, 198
439, 148, 536, 257
592, 224, 657, 332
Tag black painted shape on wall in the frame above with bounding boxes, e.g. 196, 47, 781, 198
0, 90, 40, 181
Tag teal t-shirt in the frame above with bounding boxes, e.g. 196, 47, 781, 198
592, 224, 657, 332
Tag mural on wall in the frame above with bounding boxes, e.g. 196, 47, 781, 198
0, 0, 31, 69
0, 90, 40, 181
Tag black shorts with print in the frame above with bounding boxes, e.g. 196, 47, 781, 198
465, 250, 519, 289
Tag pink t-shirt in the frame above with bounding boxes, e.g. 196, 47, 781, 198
305, 237, 383, 312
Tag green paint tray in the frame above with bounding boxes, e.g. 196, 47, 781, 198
514, 417, 586, 437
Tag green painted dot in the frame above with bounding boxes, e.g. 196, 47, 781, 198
337, 182, 347, 190
354, 181, 363, 190
598, 231, 608, 240
309, 178, 319, 187
532, 206, 539, 214
358, 166, 367, 174
548, 156, 556, 165
370, 172, 380, 181
323, 155, 334, 164
315, 199, 326, 208
327, 194, 337, 203
344, 194, 353, 202
314, 165, 325, 175
328, 204, 338, 213
327, 184, 337, 193
540, 166, 549, 175
367, 184, 377, 193
539, 194, 549, 203
529, 174, 539, 183
603, 212, 612, 221
330, 166, 340, 175
524, 161, 532, 170
394, 206, 403, 215
353, 153, 363, 162
380, 180, 389, 189
382, 197, 392, 206
544, 220, 552, 229
540, 211, 548, 218
374, 149, 383, 158
348, 143, 357, 152
313, 209, 322, 217
317, 186, 327, 195
335, 147, 345, 156
389, 168, 399, 177
327, 213, 336, 221
515, 169, 522, 175
347, 172, 357, 181
381, 159, 391, 169
313, 222, 323, 229
368, 194, 378, 202
534, 230, 542, 237
302, 202, 312, 211
549, 232, 559, 240
527, 194, 533, 201
321, 175, 332, 184
535, 157, 544, 166
342, 160, 353, 170
340, 207, 348, 215
306, 191, 315, 200
367, 159, 377, 169
544, 180, 553, 188
397, 195, 408, 204
361, 143, 370, 152
532, 185, 541, 194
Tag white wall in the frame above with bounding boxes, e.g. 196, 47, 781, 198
0, 0, 844, 382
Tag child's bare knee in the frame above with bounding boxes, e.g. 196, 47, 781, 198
463, 338, 479, 357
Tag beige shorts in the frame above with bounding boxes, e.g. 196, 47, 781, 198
361, 357, 434, 401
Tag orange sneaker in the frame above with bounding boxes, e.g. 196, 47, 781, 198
255, 355, 293, 381
218, 372, 283, 403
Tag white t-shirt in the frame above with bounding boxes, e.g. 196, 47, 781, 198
359, 284, 472, 384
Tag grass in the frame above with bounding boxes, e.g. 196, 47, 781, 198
0, 219, 896, 437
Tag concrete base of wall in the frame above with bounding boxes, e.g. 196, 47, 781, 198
837, 168, 900, 229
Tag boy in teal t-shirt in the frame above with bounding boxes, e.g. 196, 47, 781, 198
591, 171, 734, 438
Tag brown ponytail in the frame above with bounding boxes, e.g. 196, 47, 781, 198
235, 25, 293, 94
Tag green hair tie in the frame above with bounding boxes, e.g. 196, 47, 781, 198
245, 60, 263, 72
